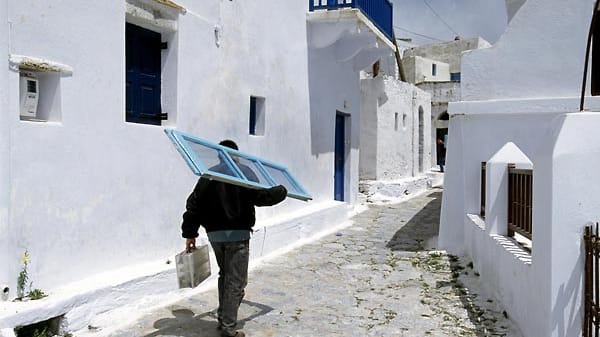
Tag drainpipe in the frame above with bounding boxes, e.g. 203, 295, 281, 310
580, 0, 600, 111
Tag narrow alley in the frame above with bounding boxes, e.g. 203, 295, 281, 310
99, 189, 522, 337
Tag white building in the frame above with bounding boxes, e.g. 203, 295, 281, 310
359, 74, 431, 182
402, 37, 491, 171
439, 0, 600, 336
0, 0, 410, 333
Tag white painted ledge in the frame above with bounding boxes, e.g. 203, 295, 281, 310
467, 213, 485, 231
491, 235, 532, 265
9, 55, 73, 75
449, 97, 600, 116
466, 214, 531, 265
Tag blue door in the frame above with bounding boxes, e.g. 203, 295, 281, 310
334, 114, 345, 201
126, 23, 162, 125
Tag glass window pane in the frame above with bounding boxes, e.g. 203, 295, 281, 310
233, 155, 271, 185
186, 141, 238, 177
262, 164, 302, 195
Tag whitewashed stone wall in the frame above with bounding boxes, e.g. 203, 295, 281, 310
0, 0, 360, 300
439, 0, 600, 336
359, 76, 431, 180
402, 56, 450, 84
0, 0, 9, 299
403, 37, 491, 74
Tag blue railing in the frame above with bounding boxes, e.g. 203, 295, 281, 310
309, 0, 393, 42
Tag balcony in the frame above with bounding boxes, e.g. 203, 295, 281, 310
309, 0, 393, 42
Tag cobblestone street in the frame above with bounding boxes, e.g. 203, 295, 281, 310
106, 189, 523, 337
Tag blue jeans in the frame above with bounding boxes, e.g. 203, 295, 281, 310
211, 240, 249, 336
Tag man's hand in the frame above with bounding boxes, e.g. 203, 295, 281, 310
185, 238, 196, 253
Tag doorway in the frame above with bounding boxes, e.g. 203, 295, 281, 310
334, 113, 347, 201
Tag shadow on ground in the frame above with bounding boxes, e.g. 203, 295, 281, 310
382, 189, 509, 336
144, 300, 273, 337
386, 191, 442, 251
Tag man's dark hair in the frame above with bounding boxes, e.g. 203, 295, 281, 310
219, 139, 238, 150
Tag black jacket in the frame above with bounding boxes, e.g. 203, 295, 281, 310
181, 173, 288, 238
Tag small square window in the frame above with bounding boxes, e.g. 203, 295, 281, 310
249, 96, 265, 135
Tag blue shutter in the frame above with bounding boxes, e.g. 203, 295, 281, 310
126, 23, 162, 125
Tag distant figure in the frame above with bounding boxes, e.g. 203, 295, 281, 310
181, 139, 287, 337
437, 134, 447, 172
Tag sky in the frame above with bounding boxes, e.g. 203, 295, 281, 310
391, 0, 509, 45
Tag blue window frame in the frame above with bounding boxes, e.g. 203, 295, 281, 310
165, 129, 311, 201
450, 72, 461, 82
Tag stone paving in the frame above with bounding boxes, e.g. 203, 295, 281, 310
107, 188, 523, 337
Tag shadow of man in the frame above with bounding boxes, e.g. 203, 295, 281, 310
145, 299, 273, 337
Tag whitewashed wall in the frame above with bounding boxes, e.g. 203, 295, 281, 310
359, 77, 431, 180
402, 56, 450, 84
0, 0, 346, 296
439, 0, 600, 336
307, 44, 363, 203
0, 0, 9, 294
461, 1, 593, 101
403, 37, 491, 74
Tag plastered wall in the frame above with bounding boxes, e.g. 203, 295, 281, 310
0, 0, 356, 293
359, 76, 431, 180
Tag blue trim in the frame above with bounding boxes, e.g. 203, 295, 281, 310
164, 129, 312, 201
165, 129, 201, 175
308, 0, 393, 42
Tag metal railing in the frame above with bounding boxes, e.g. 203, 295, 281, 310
480, 162, 486, 218
584, 223, 600, 337
507, 163, 533, 240
309, 0, 394, 41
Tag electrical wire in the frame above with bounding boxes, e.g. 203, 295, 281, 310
423, 0, 460, 37
394, 25, 444, 42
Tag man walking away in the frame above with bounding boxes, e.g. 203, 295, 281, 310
181, 139, 288, 337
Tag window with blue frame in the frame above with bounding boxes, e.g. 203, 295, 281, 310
450, 72, 461, 82
249, 96, 265, 135
165, 129, 311, 201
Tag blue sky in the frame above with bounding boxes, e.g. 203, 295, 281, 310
391, 0, 508, 45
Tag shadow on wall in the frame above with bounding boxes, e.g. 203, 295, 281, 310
386, 191, 441, 251
307, 44, 335, 156
551, 248, 583, 337
144, 300, 273, 337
